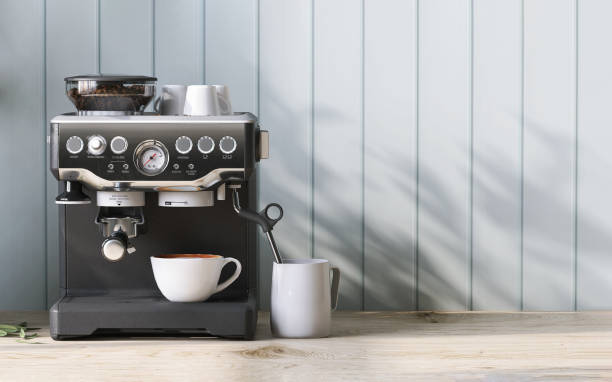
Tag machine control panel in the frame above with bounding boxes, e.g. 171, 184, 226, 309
53, 119, 255, 184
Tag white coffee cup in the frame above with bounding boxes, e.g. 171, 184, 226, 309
151, 254, 241, 302
213, 85, 232, 115
154, 85, 187, 115
183, 85, 220, 116
270, 259, 340, 338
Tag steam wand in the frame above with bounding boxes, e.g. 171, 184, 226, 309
231, 188, 284, 264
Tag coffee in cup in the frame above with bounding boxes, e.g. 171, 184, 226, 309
151, 254, 242, 302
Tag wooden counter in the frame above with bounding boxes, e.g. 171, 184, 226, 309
0, 311, 611, 381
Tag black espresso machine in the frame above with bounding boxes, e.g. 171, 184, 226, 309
48, 75, 279, 339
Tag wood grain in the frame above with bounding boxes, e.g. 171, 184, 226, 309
1, 311, 611, 381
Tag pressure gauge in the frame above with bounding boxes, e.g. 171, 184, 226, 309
133, 140, 170, 176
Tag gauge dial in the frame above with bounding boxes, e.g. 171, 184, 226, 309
133, 140, 170, 176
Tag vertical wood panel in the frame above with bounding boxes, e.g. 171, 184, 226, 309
523, 0, 576, 311
100, 0, 153, 75
259, 0, 312, 308
45, 0, 98, 307
0, 0, 46, 309
418, 0, 471, 310
205, 0, 258, 114
576, 0, 612, 310
363, 0, 417, 310
313, 0, 363, 310
471, 0, 522, 310
155, 0, 204, 87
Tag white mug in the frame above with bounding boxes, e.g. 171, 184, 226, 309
154, 85, 187, 115
213, 85, 232, 115
270, 259, 340, 338
151, 254, 241, 302
183, 85, 220, 116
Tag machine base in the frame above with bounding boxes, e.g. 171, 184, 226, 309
50, 293, 257, 340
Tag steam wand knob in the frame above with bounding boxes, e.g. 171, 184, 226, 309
231, 188, 284, 264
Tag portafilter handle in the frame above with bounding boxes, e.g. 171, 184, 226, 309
231, 188, 284, 264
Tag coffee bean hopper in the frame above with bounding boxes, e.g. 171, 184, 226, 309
48, 74, 277, 339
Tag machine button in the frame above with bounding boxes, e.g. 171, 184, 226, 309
87, 135, 107, 155
65, 136, 84, 154
197, 136, 215, 154
172, 163, 179, 170
187, 163, 195, 170
107, 163, 114, 170
219, 136, 237, 154
110, 136, 128, 154
175, 136, 193, 154
122, 163, 129, 170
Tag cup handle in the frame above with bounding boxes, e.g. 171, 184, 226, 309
153, 96, 161, 113
217, 94, 231, 115
330, 266, 340, 311
214, 257, 242, 294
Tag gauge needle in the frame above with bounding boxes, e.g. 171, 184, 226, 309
143, 153, 157, 166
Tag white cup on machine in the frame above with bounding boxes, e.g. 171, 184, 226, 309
183, 85, 233, 116
213, 85, 232, 115
154, 85, 187, 115
270, 259, 340, 338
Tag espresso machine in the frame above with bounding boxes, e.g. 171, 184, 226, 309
48, 75, 277, 340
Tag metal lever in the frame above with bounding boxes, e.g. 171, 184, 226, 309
232, 188, 283, 263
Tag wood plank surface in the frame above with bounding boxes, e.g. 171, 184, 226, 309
471, 0, 522, 310
1, 311, 611, 381
258, 0, 313, 308
99, 0, 154, 75
523, 0, 577, 311
363, 0, 417, 310
417, 0, 471, 310
155, 0, 204, 87
45, 0, 99, 308
0, 0, 46, 309
205, 0, 258, 113
313, 0, 363, 309
576, 0, 612, 310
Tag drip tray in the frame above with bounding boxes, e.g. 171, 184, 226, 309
50, 293, 257, 340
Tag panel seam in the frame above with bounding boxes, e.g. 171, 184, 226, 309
520, 0, 525, 312
415, 0, 420, 311
43, 0, 48, 309
468, 0, 474, 311
361, 0, 365, 311
96, 0, 101, 72
151, 0, 156, 76
310, 0, 315, 260
573, 0, 579, 312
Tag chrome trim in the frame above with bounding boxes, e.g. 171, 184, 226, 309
57, 167, 245, 191
50, 112, 257, 124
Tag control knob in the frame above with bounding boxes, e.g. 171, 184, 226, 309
110, 136, 128, 154
66, 136, 84, 154
197, 136, 215, 154
175, 136, 193, 154
219, 136, 237, 154
87, 135, 107, 155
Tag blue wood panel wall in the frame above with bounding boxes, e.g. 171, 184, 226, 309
2, 0, 611, 311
